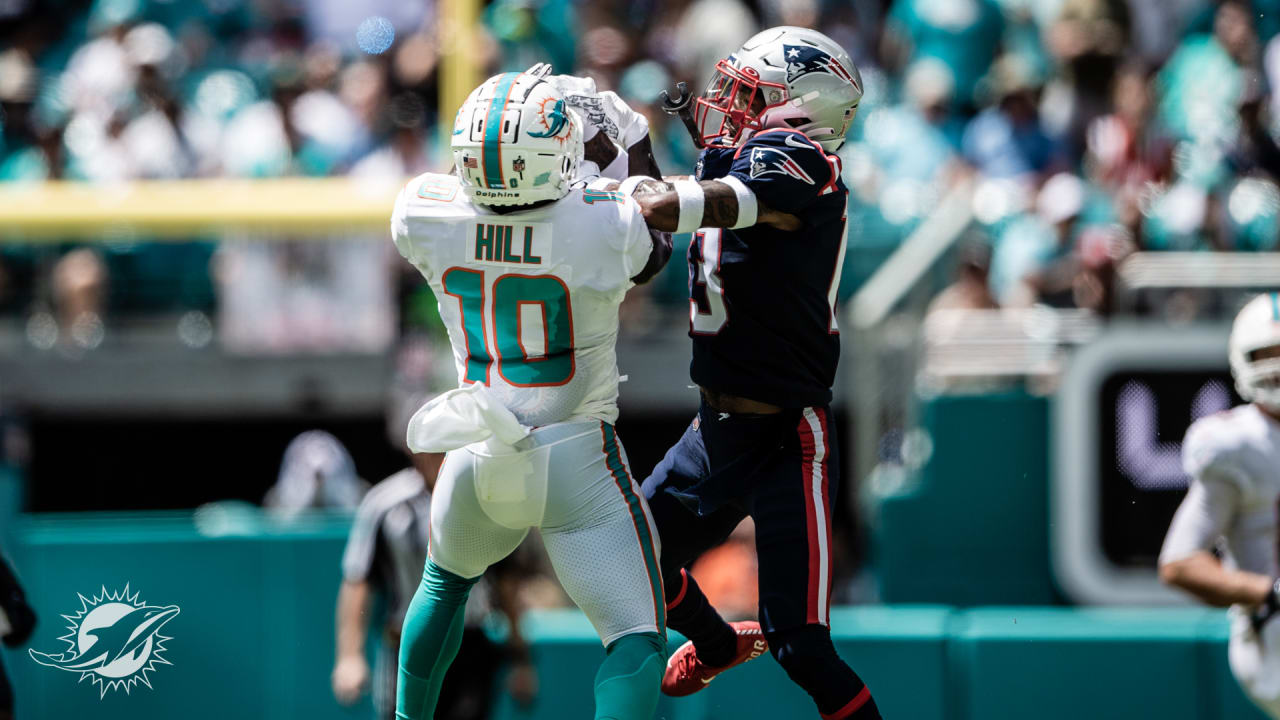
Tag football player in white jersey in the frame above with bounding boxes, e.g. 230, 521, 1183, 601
1160, 292, 1280, 718
390, 72, 672, 720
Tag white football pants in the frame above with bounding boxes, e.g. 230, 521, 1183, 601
1231, 614, 1280, 718
427, 419, 664, 646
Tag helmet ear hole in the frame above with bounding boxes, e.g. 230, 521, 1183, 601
784, 117, 808, 128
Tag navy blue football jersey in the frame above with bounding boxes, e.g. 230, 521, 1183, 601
688, 128, 847, 408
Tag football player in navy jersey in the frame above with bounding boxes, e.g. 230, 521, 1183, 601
624, 26, 883, 720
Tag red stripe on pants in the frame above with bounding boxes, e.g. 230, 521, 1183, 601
797, 414, 821, 626
667, 568, 690, 611
821, 686, 872, 720
816, 408, 833, 625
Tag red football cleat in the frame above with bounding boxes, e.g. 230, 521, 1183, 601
662, 621, 768, 697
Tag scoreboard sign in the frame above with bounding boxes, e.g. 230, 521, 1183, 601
1053, 325, 1236, 605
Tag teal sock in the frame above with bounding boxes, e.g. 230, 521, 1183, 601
593, 632, 667, 720
395, 560, 479, 720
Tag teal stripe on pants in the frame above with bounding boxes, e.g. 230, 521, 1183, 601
602, 422, 666, 634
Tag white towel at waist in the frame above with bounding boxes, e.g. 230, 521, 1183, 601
406, 383, 532, 454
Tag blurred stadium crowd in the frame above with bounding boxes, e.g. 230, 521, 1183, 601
2, 0, 1280, 351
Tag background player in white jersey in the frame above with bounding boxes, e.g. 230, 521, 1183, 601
1160, 292, 1280, 718
390, 72, 672, 720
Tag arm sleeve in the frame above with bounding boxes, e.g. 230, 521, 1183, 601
1158, 470, 1241, 566
341, 498, 384, 583
726, 130, 836, 215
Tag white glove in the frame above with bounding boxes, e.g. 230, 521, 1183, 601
526, 64, 650, 150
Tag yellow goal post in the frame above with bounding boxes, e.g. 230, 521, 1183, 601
0, 0, 481, 241
0, 177, 407, 239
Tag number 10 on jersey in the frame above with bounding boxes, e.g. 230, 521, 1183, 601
441, 268, 575, 387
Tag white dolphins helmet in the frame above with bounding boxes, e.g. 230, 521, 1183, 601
1229, 292, 1280, 410
452, 72, 584, 206
692, 26, 863, 152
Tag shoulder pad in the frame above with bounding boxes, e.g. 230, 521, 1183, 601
584, 176, 621, 192
571, 177, 636, 212
738, 128, 829, 155
408, 173, 462, 203
733, 129, 837, 190
1183, 410, 1251, 479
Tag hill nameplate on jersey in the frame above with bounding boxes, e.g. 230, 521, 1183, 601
468, 221, 552, 267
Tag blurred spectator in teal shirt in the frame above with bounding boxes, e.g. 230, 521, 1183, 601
486, 0, 576, 74
883, 0, 1005, 110
1156, 0, 1257, 146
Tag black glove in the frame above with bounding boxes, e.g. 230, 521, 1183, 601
1251, 578, 1280, 636
0, 590, 36, 647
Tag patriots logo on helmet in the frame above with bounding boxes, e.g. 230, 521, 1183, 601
749, 147, 815, 184
783, 44, 856, 85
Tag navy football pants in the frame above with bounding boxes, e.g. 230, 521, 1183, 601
642, 401, 838, 631
642, 400, 880, 718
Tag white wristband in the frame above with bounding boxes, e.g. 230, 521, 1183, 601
719, 175, 758, 229
673, 179, 705, 234
618, 175, 655, 196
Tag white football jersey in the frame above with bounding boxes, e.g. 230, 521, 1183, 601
391, 172, 653, 427
1162, 404, 1280, 582
1163, 404, 1280, 717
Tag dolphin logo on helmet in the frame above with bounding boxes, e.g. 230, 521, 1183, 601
528, 97, 570, 139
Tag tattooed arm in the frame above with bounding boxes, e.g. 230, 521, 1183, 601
632, 180, 802, 232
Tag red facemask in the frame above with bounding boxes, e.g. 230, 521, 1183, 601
692, 60, 788, 148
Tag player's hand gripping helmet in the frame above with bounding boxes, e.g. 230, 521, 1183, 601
1229, 292, 1280, 411
693, 26, 863, 152
452, 72, 584, 207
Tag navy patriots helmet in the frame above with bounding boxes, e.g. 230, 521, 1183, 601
691, 26, 863, 152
